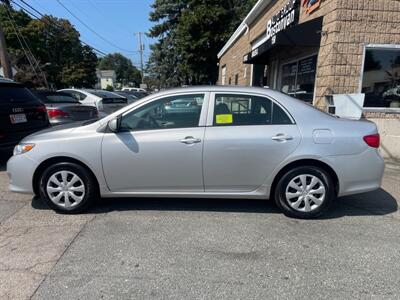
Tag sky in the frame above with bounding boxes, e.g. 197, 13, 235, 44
17, 0, 155, 68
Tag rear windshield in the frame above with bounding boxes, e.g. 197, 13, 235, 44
38, 93, 79, 104
100, 98, 128, 104
91, 91, 121, 98
0, 86, 41, 103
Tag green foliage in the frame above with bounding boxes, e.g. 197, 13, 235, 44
147, 0, 257, 87
97, 53, 141, 87
105, 84, 114, 91
0, 4, 97, 88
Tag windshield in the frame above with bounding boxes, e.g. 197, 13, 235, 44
90, 91, 123, 98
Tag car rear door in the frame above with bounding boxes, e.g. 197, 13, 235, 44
0, 84, 49, 146
203, 92, 301, 193
101, 92, 209, 193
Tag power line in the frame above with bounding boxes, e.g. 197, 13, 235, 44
10, 0, 107, 57
4, 6, 40, 80
55, 0, 137, 54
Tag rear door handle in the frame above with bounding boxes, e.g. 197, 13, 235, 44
180, 136, 201, 144
272, 134, 293, 142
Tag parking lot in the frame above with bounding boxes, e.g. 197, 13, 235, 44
0, 155, 399, 299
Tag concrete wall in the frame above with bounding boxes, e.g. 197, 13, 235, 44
368, 116, 400, 162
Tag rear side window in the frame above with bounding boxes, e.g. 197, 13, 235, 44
213, 94, 293, 126
63, 91, 87, 101
0, 86, 41, 103
272, 103, 293, 124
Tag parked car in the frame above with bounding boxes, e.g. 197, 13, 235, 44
7, 86, 384, 219
121, 87, 147, 93
58, 89, 128, 117
33, 90, 98, 126
0, 79, 49, 154
112, 91, 139, 104
163, 97, 202, 114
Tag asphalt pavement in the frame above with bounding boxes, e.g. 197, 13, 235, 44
0, 154, 399, 299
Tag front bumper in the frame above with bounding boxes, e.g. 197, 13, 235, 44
7, 154, 38, 194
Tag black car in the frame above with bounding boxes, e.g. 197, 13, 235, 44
34, 90, 98, 126
0, 80, 49, 153
112, 91, 139, 104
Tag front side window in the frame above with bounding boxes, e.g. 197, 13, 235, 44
362, 47, 400, 108
120, 94, 204, 131
213, 94, 292, 126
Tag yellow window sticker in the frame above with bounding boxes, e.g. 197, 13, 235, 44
216, 114, 233, 124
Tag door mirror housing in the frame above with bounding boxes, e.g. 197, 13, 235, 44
108, 118, 120, 133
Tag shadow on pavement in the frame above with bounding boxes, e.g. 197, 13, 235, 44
31, 188, 398, 219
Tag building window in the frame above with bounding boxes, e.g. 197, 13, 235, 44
221, 66, 227, 85
228, 77, 232, 85
362, 47, 400, 108
280, 55, 317, 104
235, 74, 239, 85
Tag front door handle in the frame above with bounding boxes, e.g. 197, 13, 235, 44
272, 134, 294, 142
180, 136, 201, 144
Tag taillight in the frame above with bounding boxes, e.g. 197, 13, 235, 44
47, 109, 70, 119
36, 105, 47, 113
363, 134, 380, 148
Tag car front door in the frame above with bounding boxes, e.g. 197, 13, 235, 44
203, 93, 301, 193
101, 93, 208, 193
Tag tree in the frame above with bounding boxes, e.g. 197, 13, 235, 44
98, 53, 141, 87
147, 0, 257, 87
0, 4, 98, 88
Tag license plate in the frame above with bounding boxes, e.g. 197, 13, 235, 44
10, 113, 27, 124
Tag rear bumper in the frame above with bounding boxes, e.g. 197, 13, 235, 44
324, 148, 385, 197
7, 154, 38, 194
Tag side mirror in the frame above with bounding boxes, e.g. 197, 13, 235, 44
108, 118, 119, 133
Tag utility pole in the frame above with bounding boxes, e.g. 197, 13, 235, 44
0, 0, 13, 79
136, 32, 144, 85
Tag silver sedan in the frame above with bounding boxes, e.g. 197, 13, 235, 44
7, 86, 385, 219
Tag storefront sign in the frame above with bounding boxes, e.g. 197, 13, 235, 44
266, 0, 299, 41
303, 0, 322, 14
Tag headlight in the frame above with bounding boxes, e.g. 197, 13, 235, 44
13, 143, 35, 156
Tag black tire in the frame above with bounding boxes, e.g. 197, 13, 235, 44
274, 166, 335, 219
38, 162, 98, 214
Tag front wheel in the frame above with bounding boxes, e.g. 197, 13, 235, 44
39, 162, 98, 214
274, 166, 335, 219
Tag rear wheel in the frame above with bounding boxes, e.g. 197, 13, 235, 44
39, 162, 98, 213
274, 166, 335, 219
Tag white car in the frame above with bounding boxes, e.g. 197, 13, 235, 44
121, 87, 147, 93
59, 89, 128, 117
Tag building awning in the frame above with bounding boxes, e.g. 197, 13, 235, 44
243, 17, 323, 64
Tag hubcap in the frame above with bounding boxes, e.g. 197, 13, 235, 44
285, 174, 326, 212
46, 171, 85, 208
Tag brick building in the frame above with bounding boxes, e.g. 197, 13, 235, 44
218, 0, 400, 160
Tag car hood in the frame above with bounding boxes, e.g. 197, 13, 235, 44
21, 120, 97, 143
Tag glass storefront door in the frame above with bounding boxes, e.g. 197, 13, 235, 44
280, 55, 317, 103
